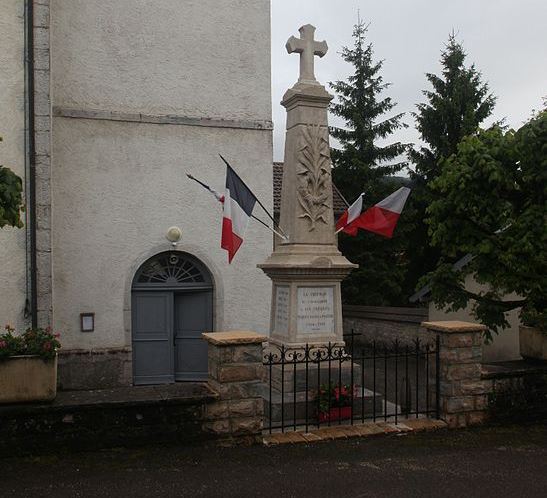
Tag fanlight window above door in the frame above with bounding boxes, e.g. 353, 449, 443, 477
134, 252, 212, 286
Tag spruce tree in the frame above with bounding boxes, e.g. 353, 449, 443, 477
329, 21, 411, 306
411, 34, 496, 183
330, 21, 408, 202
405, 34, 496, 298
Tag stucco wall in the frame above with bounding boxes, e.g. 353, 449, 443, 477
51, 0, 271, 121
0, 0, 28, 331
49, 0, 273, 353
429, 274, 521, 362
51, 119, 273, 350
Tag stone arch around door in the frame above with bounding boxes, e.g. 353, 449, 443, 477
131, 251, 213, 385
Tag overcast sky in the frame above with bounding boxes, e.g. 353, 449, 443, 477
271, 0, 547, 162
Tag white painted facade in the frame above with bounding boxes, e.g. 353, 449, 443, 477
2, 0, 274, 387
49, 0, 273, 352
0, 0, 28, 332
429, 274, 521, 362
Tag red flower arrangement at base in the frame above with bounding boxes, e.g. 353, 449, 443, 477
317, 383, 357, 422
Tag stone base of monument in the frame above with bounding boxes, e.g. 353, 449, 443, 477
263, 361, 385, 427
268, 361, 360, 393
264, 388, 384, 427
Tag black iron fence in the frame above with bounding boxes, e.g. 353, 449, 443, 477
263, 331, 440, 433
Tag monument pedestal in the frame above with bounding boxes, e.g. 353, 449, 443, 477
260, 246, 354, 347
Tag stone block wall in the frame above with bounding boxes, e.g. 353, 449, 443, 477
422, 321, 490, 428
57, 348, 132, 390
202, 331, 266, 444
344, 305, 428, 348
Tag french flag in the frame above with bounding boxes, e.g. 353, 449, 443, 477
342, 187, 411, 239
221, 165, 258, 263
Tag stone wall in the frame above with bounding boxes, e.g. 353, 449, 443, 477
422, 320, 547, 428
343, 305, 428, 347
423, 321, 489, 428
202, 332, 265, 444
57, 348, 132, 390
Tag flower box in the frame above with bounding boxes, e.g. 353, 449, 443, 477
318, 406, 353, 423
520, 326, 547, 361
0, 355, 57, 404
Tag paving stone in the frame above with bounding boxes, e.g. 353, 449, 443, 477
351, 423, 386, 437
310, 426, 349, 440
301, 432, 323, 442
263, 432, 307, 446
375, 422, 401, 434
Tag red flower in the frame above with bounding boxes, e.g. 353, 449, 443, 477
43, 341, 52, 351
54, 333, 61, 338
0, 340, 6, 348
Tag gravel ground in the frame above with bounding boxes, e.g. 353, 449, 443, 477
2, 423, 547, 497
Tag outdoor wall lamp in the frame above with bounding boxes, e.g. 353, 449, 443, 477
166, 226, 182, 247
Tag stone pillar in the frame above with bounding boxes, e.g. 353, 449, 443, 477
33, 0, 54, 327
202, 331, 266, 444
422, 321, 490, 428
259, 25, 356, 348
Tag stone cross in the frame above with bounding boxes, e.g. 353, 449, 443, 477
286, 24, 328, 84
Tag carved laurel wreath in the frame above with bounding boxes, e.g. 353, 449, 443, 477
296, 124, 332, 231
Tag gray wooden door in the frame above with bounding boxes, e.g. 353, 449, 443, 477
132, 291, 174, 385
131, 251, 214, 385
174, 291, 212, 381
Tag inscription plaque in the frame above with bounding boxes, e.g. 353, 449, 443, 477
274, 286, 290, 335
297, 287, 334, 334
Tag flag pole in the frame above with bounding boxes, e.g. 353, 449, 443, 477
186, 173, 288, 240
218, 154, 288, 238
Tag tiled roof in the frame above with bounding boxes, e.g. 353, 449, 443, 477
273, 162, 348, 216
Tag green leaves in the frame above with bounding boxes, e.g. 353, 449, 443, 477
0, 164, 24, 229
426, 111, 547, 333
330, 20, 409, 202
0, 135, 24, 229
411, 34, 496, 182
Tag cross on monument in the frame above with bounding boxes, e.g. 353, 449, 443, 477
286, 24, 328, 84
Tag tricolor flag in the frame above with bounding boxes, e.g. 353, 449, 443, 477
221, 165, 258, 263
342, 187, 411, 239
336, 193, 364, 236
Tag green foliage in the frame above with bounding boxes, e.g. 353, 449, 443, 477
0, 136, 24, 229
330, 21, 408, 200
407, 34, 496, 299
411, 34, 496, 183
317, 383, 356, 413
329, 20, 411, 305
423, 111, 547, 336
0, 324, 61, 360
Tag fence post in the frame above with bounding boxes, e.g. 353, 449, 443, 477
421, 321, 490, 428
202, 331, 267, 444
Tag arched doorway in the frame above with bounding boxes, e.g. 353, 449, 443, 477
131, 251, 213, 385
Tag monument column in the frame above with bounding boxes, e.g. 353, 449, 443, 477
259, 25, 356, 348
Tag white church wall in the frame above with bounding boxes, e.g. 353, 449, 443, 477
49, 0, 273, 373
51, 119, 273, 351
51, 0, 271, 123
0, 0, 28, 331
